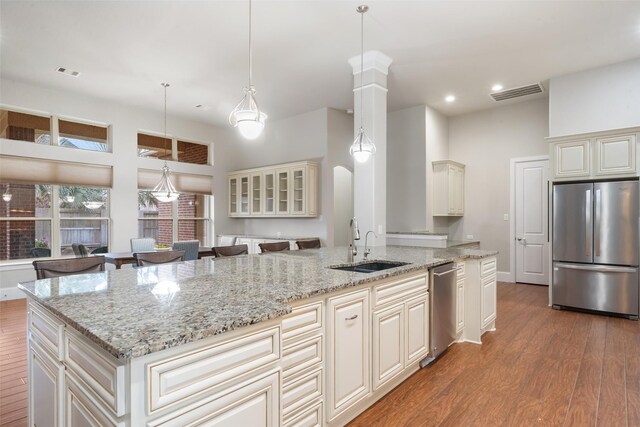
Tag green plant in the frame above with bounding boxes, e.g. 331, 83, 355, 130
34, 237, 49, 248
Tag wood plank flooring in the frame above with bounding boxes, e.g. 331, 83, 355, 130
349, 283, 640, 427
0, 299, 27, 427
0, 284, 638, 426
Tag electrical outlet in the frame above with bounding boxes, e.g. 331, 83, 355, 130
276, 231, 282, 237
503, 214, 509, 221
466, 234, 474, 240
378, 225, 383, 234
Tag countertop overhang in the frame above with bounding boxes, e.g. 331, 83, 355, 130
18, 246, 497, 360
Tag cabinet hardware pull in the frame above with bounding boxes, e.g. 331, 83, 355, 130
345, 315, 358, 321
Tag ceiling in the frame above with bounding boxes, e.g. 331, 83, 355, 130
1, 1, 640, 127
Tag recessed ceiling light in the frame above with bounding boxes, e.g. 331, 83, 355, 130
195, 104, 212, 111
445, 95, 456, 103
492, 84, 503, 92
56, 67, 80, 77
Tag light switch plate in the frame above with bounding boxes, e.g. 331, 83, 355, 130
503, 214, 509, 221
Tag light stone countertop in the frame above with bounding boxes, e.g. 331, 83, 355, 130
18, 246, 497, 360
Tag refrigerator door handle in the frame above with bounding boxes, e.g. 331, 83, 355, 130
585, 189, 591, 258
555, 262, 637, 274
595, 188, 601, 257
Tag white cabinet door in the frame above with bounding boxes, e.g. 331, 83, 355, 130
594, 134, 636, 176
433, 161, 465, 217
327, 289, 370, 421
239, 175, 250, 215
276, 169, 290, 215
481, 274, 497, 329
456, 279, 465, 334
30, 340, 64, 427
228, 176, 238, 216
290, 167, 306, 215
552, 139, 590, 179
372, 304, 404, 390
263, 172, 276, 215
405, 294, 429, 365
250, 173, 263, 215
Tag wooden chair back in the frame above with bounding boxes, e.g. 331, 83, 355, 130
296, 238, 321, 249
258, 241, 290, 253
212, 244, 249, 257
33, 256, 106, 279
133, 251, 185, 267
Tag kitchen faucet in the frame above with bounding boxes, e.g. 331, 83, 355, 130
363, 230, 378, 259
348, 218, 360, 262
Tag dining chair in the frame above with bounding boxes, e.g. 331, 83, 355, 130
212, 244, 249, 257
296, 238, 321, 249
72, 244, 89, 257
258, 241, 290, 253
91, 246, 108, 254
131, 238, 156, 252
133, 250, 185, 267
33, 256, 106, 279
172, 240, 200, 261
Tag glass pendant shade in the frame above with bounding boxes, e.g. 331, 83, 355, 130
151, 164, 180, 202
350, 126, 376, 163
2, 193, 12, 202
83, 201, 104, 209
229, 86, 267, 140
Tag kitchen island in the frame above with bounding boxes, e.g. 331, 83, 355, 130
19, 246, 497, 427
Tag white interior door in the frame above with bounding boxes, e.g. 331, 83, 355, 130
515, 159, 549, 285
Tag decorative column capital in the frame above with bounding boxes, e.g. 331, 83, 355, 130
348, 50, 393, 76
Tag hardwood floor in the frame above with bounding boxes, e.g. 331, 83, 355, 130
350, 283, 640, 427
0, 284, 638, 426
0, 299, 27, 427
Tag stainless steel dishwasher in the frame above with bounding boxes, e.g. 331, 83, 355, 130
421, 262, 457, 367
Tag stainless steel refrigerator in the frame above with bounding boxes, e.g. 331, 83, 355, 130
552, 180, 639, 319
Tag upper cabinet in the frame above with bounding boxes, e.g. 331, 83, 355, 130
432, 160, 465, 217
228, 161, 318, 218
549, 128, 639, 181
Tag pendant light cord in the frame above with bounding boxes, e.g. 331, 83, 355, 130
162, 83, 169, 164
360, 8, 364, 130
248, 0, 253, 87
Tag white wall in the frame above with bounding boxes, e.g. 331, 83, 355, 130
549, 58, 640, 137
0, 78, 222, 297
333, 166, 353, 246
424, 105, 450, 234
448, 97, 549, 272
220, 108, 353, 244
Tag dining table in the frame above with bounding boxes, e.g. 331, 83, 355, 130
102, 247, 215, 269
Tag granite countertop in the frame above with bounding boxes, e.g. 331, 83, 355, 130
387, 231, 448, 236
18, 246, 497, 360
218, 233, 318, 241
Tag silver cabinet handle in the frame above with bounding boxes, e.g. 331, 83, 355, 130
434, 269, 456, 277
345, 314, 358, 321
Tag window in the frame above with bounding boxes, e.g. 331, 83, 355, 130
0, 183, 109, 261
0, 109, 51, 144
58, 120, 108, 152
177, 140, 209, 165
138, 191, 210, 245
137, 133, 172, 159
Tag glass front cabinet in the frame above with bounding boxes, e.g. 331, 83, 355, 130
227, 161, 318, 218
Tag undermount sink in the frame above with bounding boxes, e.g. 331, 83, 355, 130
330, 260, 410, 273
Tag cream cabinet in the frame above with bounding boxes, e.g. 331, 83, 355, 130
404, 293, 429, 365
462, 256, 497, 344
432, 160, 465, 216
549, 128, 639, 181
228, 161, 318, 218
29, 338, 64, 427
326, 289, 370, 421
372, 304, 404, 390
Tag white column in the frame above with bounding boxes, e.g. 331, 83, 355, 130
349, 50, 392, 246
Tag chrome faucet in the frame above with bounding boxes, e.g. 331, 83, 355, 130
364, 230, 378, 259
348, 218, 360, 262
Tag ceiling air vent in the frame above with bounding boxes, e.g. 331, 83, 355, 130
56, 67, 80, 77
490, 83, 544, 101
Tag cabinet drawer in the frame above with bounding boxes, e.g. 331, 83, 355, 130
284, 400, 323, 427
456, 262, 465, 278
480, 258, 496, 277
148, 369, 280, 427
147, 326, 280, 414
65, 371, 125, 427
283, 367, 322, 417
372, 273, 427, 309
282, 334, 322, 381
29, 302, 65, 361
282, 302, 322, 342
64, 331, 126, 417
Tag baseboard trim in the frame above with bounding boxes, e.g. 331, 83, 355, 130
0, 287, 26, 301
497, 271, 515, 283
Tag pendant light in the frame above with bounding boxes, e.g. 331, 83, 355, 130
229, 0, 267, 140
2, 191, 11, 202
349, 5, 376, 163
151, 83, 180, 203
